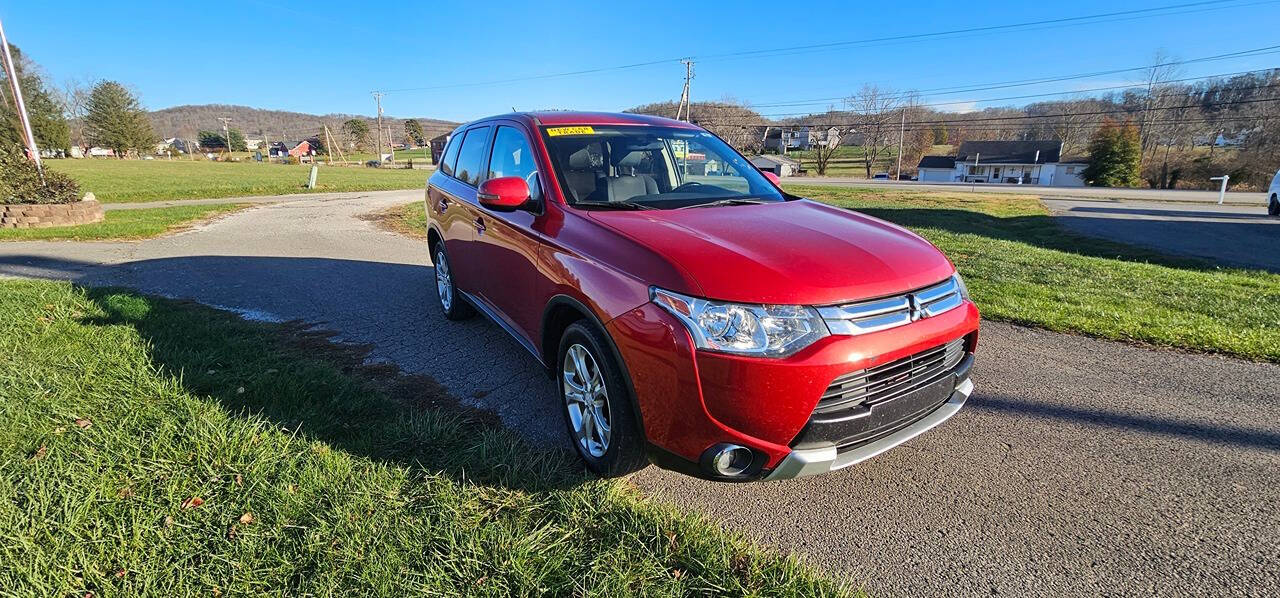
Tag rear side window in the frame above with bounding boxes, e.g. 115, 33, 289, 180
454, 126, 492, 186
439, 133, 462, 177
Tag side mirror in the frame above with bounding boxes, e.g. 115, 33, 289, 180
762, 171, 782, 186
477, 176, 531, 212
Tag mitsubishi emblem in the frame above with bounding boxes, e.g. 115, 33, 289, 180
908, 294, 926, 321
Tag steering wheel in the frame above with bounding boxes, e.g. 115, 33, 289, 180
671, 181, 705, 193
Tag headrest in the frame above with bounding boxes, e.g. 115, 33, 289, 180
566, 146, 601, 170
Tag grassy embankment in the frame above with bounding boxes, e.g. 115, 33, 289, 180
0, 204, 249, 242
0, 279, 850, 596
47, 159, 429, 203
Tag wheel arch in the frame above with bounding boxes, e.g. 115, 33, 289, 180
541, 294, 648, 440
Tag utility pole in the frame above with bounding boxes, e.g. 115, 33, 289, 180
676, 59, 694, 122
217, 117, 233, 156
895, 108, 906, 181
372, 91, 385, 165
387, 125, 395, 164
0, 16, 42, 174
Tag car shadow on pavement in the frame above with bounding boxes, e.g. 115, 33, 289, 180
854, 207, 1280, 273
0, 253, 587, 492
970, 394, 1280, 452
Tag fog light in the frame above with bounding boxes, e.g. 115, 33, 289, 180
711, 445, 754, 477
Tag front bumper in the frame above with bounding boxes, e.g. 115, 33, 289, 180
764, 377, 973, 481
606, 299, 980, 481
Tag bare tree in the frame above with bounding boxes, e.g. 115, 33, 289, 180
60, 77, 95, 149
809, 126, 845, 176
845, 85, 907, 178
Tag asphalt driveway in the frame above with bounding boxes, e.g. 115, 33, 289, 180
1043, 198, 1280, 272
1, 191, 1277, 596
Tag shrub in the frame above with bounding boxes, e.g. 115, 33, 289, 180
0, 146, 81, 205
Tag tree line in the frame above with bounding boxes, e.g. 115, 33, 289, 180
640, 65, 1280, 190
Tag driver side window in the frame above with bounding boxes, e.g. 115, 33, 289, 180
488, 126, 542, 203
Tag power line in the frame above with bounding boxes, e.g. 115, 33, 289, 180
695, 96, 1280, 128
374, 0, 1271, 94
744, 47, 1280, 110
732, 77, 1280, 120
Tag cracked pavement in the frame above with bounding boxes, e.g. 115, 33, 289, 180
1, 190, 1277, 596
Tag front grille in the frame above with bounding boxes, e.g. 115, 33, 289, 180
814, 337, 967, 415
818, 276, 965, 336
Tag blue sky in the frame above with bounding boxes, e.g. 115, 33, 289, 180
3, 0, 1279, 122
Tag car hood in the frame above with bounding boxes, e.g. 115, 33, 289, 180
586, 199, 955, 305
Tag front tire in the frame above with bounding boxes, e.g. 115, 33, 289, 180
433, 245, 474, 320
1269, 195, 1279, 217
557, 322, 648, 477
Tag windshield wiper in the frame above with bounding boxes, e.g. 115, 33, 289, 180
571, 200, 655, 211
679, 198, 767, 209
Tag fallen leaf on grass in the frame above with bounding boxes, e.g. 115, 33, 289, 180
114, 569, 127, 578
236, 387, 245, 394
29, 445, 47, 460
180, 496, 204, 509
671, 569, 683, 580
234, 474, 243, 486
74, 418, 92, 429
239, 512, 254, 525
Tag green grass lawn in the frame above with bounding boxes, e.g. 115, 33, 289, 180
0, 279, 848, 596
0, 204, 249, 242
785, 184, 1280, 362
47, 159, 429, 203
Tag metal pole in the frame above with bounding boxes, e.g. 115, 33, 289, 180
1211, 175, 1229, 205
972, 152, 980, 192
0, 17, 42, 173
372, 92, 384, 165
218, 117, 232, 157
895, 108, 905, 181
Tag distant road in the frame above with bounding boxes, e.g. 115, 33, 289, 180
788, 177, 1270, 206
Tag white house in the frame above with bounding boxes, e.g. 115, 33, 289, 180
751, 154, 802, 177
916, 140, 1086, 187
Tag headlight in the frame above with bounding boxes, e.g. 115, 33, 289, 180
953, 273, 970, 301
651, 288, 829, 358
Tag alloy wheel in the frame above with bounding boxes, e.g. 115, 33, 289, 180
435, 249, 452, 310
562, 343, 611, 458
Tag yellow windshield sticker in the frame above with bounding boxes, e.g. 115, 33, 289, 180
546, 126, 595, 136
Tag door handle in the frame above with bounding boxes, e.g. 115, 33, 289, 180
438, 197, 450, 211
474, 217, 486, 234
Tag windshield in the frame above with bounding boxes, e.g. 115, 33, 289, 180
541, 125, 784, 209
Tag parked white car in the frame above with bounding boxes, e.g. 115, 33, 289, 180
1269, 168, 1280, 216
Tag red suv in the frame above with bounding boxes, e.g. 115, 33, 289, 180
425, 112, 978, 481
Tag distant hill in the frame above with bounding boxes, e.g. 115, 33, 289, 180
148, 104, 457, 142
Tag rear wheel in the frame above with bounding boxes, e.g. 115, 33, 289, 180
557, 322, 648, 477
1269, 195, 1279, 217
433, 245, 474, 320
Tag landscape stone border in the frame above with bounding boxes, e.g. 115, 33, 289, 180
0, 195, 104, 229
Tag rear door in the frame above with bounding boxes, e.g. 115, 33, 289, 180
427, 125, 492, 293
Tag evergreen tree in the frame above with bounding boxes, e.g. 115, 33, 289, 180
1082, 119, 1141, 187
84, 81, 156, 157
404, 118, 425, 146
342, 119, 370, 150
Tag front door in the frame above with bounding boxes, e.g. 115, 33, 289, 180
470, 123, 550, 344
